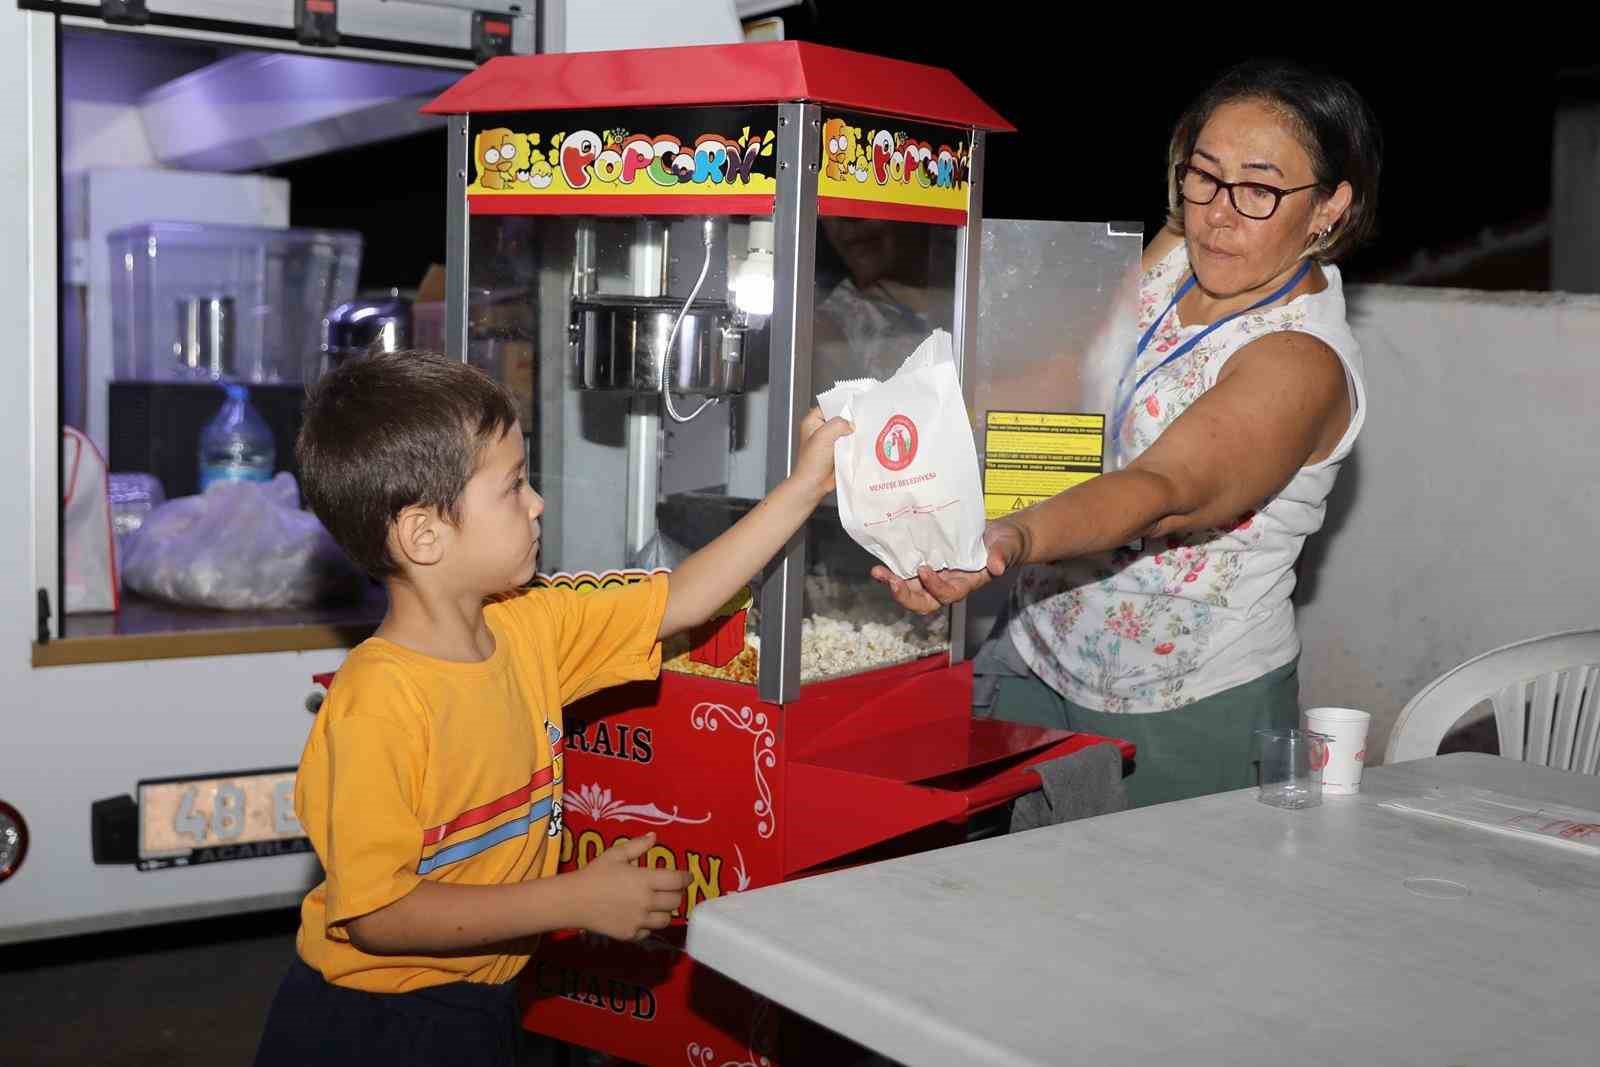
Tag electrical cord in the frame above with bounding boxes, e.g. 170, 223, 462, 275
659, 218, 718, 424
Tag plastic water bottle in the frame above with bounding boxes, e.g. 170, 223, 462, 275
198, 383, 276, 491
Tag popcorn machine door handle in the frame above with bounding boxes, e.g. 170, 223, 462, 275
957, 765, 1044, 815
953, 735, 1136, 816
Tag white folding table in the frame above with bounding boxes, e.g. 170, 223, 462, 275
687, 754, 1600, 1065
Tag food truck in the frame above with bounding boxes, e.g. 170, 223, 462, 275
0, 0, 773, 944
0, 10, 1144, 1063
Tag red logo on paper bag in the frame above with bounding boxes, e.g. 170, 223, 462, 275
874, 414, 918, 471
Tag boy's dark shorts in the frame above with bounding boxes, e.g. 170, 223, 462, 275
254, 956, 521, 1067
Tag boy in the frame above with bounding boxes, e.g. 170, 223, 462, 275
255, 352, 849, 1065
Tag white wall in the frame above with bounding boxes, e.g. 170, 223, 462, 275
1295, 285, 1600, 758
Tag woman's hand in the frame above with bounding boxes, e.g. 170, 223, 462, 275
871, 520, 1025, 613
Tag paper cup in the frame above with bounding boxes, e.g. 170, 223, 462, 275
1303, 707, 1371, 795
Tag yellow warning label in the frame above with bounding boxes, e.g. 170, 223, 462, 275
985, 429, 1103, 460
982, 411, 1105, 519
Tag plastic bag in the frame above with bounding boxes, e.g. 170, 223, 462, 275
122, 473, 365, 611
108, 472, 165, 563
816, 329, 987, 579
62, 427, 120, 614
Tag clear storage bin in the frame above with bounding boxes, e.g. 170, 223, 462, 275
108, 222, 362, 385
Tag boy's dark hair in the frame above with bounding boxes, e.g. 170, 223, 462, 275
298, 350, 519, 579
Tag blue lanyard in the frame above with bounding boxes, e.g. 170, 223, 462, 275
1112, 259, 1313, 458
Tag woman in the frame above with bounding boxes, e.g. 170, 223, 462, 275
875, 59, 1382, 807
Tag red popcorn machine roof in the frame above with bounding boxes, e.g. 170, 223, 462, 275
422, 41, 1013, 132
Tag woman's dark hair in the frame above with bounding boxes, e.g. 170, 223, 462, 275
1166, 59, 1382, 263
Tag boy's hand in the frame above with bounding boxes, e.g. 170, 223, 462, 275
657, 408, 850, 640
793, 408, 853, 500
569, 832, 692, 941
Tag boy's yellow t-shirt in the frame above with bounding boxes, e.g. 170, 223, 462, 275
294, 576, 668, 993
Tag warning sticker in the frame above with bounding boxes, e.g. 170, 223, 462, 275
982, 411, 1104, 519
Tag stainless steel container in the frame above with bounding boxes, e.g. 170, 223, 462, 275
174, 294, 236, 379
570, 295, 746, 395
321, 292, 413, 369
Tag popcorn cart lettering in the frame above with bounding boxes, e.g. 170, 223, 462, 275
844, 127, 967, 190
686, 851, 723, 912
646, 137, 682, 186
815, 109, 974, 223
618, 135, 655, 183
558, 130, 603, 188
552, 128, 773, 190
592, 145, 627, 184
560, 830, 729, 917
690, 137, 728, 184
567, 718, 654, 764
637, 845, 724, 915
871, 129, 896, 184
711, 131, 766, 185
910, 142, 934, 188
566, 828, 602, 866
887, 141, 907, 184
529, 961, 658, 1021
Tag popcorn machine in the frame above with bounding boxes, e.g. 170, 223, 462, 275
424, 43, 1137, 1065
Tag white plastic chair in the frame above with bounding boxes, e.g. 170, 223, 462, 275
1386, 629, 1600, 772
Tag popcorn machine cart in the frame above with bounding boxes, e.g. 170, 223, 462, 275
422, 43, 1138, 1065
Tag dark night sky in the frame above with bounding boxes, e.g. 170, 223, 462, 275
277, 15, 1591, 292
780, 10, 1589, 283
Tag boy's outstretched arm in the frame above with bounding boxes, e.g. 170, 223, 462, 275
658, 410, 851, 640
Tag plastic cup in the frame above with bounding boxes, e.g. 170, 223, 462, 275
1304, 707, 1372, 796
1255, 728, 1329, 809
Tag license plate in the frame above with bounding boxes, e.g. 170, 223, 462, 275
137, 767, 310, 871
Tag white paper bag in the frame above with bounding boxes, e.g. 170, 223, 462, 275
817, 329, 986, 579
